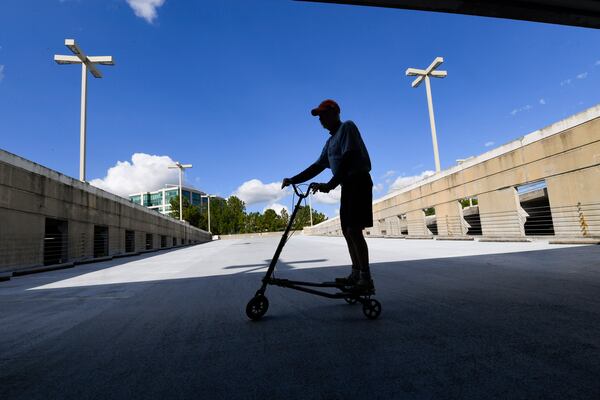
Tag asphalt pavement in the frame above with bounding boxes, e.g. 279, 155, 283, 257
1, 236, 599, 399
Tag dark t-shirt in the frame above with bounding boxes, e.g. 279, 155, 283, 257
315, 120, 371, 177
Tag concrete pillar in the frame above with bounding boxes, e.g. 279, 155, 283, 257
69, 221, 92, 261
365, 219, 382, 236
406, 210, 429, 236
384, 216, 401, 236
546, 168, 600, 237
478, 188, 528, 237
435, 201, 468, 236
0, 210, 43, 272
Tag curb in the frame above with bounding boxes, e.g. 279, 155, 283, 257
479, 238, 530, 243
12, 262, 75, 277
74, 256, 114, 266
549, 239, 600, 245
436, 236, 475, 241
113, 252, 140, 259
0, 272, 12, 282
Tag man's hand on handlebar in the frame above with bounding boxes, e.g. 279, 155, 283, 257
281, 178, 292, 189
311, 182, 332, 194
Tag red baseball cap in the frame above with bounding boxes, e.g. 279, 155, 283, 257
311, 99, 340, 116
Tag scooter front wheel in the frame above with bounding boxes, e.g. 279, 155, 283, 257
362, 299, 382, 320
246, 295, 269, 321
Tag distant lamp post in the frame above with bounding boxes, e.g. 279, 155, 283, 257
202, 194, 217, 233
309, 193, 314, 227
54, 39, 114, 182
168, 162, 193, 221
406, 57, 447, 172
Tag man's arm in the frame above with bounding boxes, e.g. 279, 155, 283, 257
290, 163, 326, 184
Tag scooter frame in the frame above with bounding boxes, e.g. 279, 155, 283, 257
245, 183, 381, 320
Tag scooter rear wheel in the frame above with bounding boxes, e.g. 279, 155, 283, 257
246, 295, 269, 321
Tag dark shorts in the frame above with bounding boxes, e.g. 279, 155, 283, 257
340, 172, 373, 230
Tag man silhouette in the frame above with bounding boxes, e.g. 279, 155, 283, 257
282, 99, 374, 291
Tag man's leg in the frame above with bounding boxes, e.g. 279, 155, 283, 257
345, 227, 370, 278
345, 227, 373, 290
337, 228, 360, 283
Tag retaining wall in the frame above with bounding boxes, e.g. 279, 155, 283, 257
0, 150, 211, 273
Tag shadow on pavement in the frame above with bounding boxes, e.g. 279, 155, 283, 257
1, 245, 599, 399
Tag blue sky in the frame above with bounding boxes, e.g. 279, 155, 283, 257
1, 0, 599, 217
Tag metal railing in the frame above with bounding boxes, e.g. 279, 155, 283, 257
306, 201, 600, 239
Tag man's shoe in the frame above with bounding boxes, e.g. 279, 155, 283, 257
335, 272, 359, 286
353, 278, 375, 293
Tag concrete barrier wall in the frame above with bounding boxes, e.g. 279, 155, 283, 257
0, 150, 211, 273
305, 105, 600, 239
219, 231, 304, 240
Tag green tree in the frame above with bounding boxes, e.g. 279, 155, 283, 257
169, 196, 202, 228
459, 198, 478, 208
261, 209, 279, 231
244, 212, 263, 233
207, 197, 227, 235
279, 209, 290, 230
292, 205, 327, 230
225, 196, 246, 234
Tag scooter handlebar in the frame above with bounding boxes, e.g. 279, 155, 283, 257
291, 183, 317, 199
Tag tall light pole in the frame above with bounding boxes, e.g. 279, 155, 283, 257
168, 162, 193, 221
54, 39, 114, 182
406, 57, 447, 172
202, 194, 216, 233
308, 193, 314, 226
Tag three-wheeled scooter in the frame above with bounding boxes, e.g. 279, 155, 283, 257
245, 183, 382, 321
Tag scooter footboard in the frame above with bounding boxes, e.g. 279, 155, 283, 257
267, 278, 340, 288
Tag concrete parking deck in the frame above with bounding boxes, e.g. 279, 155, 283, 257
1, 237, 599, 399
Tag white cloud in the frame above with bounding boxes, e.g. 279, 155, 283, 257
90, 153, 180, 197
389, 170, 435, 193
577, 72, 588, 79
264, 203, 289, 216
510, 104, 532, 116
373, 183, 384, 193
411, 163, 424, 170
539, 98, 546, 105
312, 186, 341, 205
233, 179, 287, 205
126, 0, 165, 23
595, 60, 600, 66
484, 141, 495, 147
0, 65, 4, 81
381, 170, 396, 179
560, 78, 572, 86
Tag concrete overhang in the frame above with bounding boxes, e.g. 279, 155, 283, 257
297, 1, 600, 29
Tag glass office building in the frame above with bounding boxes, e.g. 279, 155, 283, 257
129, 186, 206, 216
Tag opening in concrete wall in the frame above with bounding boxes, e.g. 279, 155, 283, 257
146, 234, 153, 250
517, 181, 555, 236
460, 197, 482, 235
125, 230, 135, 253
399, 214, 408, 235
93, 226, 109, 258
44, 218, 68, 266
172, 237, 177, 247
379, 219, 387, 236
424, 207, 438, 235
161, 235, 167, 248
